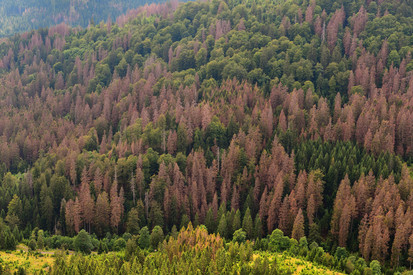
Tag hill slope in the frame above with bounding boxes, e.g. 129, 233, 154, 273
0, 0, 412, 273
0, 0, 169, 37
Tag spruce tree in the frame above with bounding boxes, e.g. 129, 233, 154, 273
150, 226, 164, 249
233, 210, 241, 233
139, 226, 150, 249
254, 215, 263, 239
242, 208, 254, 239
217, 214, 227, 239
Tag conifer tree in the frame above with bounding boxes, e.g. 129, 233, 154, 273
127, 207, 141, 235
139, 226, 150, 249
233, 209, 241, 233
217, 214, 227, 239
292, 209, 305, 241
242, 208, 254, 239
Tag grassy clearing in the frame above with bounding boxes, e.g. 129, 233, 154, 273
0, 245, 55, 274
253, 252, 344, 275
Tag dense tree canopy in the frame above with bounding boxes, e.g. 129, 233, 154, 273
0, 0, 412, 273
0, 0, 172, 37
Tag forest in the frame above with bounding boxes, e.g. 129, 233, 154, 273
0, 0, 412, 273
0, 0, 169, 37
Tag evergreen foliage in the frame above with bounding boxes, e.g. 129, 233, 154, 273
74, 229, 93, 254
0, 0, 411, 272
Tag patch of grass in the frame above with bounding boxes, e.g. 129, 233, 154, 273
0, 247, 55, 274
253, 251, 344, 275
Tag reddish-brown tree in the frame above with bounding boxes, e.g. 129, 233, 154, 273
292, 208, 305, 240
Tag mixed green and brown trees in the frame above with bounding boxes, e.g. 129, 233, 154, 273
0, 0, 172, 37
0, 0, 412, 272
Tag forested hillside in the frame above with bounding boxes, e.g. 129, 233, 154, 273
0, 0, 169, 37
0, 0, 413, 273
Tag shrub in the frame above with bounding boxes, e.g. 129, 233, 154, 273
232, 229, 247, 243
113, 238, 126, 251
268, 229, 290, 252
28, 238, 37, 251
74, 230, 93, 254
98, 240, 109, 254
